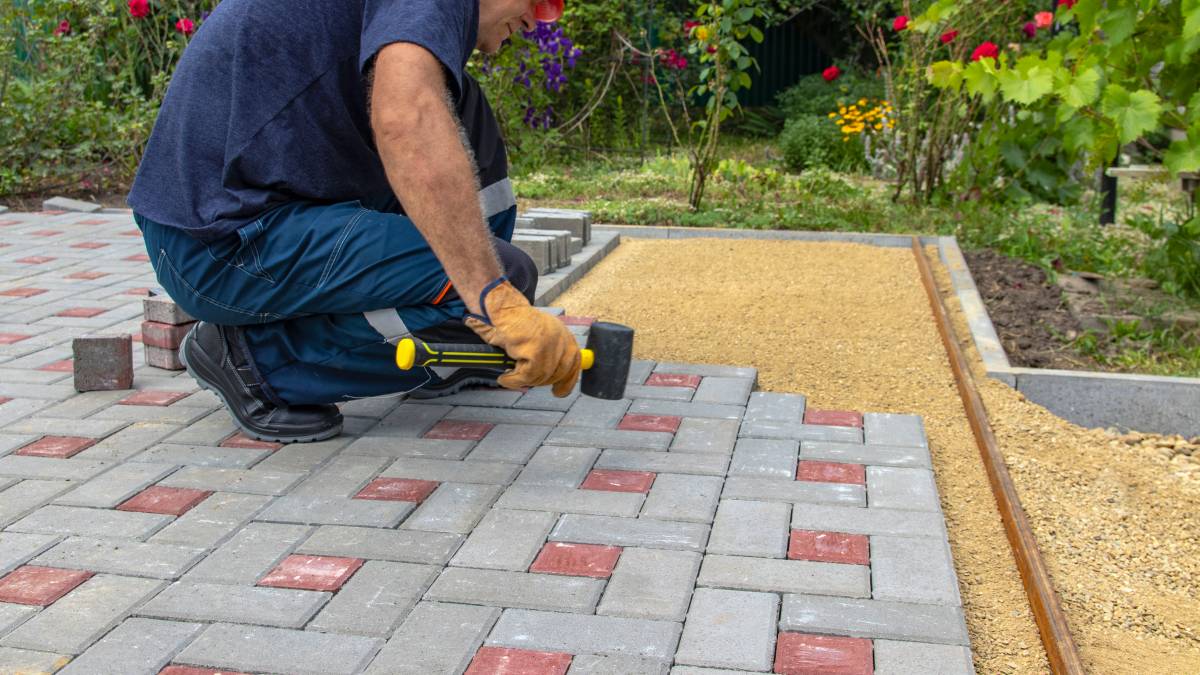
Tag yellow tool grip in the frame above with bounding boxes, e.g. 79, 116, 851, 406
396, 338, 594, 371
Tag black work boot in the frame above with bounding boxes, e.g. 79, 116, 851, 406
406, 367, 503, 399
180, 322, 343, 443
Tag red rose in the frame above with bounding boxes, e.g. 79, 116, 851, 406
940, 30, 958, 44
1022, 21, 1037, 38
53, 20, 70, 36
1057, 0, 1077, 7
706, 44, 717, 54
128, 0, 149, 19
175, 17, 194, 35
971, 41, 999, 61
822, 65, 841, 82
893, 15, 909, 31
684, 20, 700, 31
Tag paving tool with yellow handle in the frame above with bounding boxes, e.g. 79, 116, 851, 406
396, 321, 633, 400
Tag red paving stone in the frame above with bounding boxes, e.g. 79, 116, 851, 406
30, 230, 62, 237
423, 419, 494, 441
117, 486, 212, 516
580, 469, 656, 493
774, 632, 873, 675
0, 333, 32, 344
123, 287, 153, 296
558, 315, 595, 327
355, 477, 439, 502
159, 667, 252, 675
141, 321, 192, 349
644, 372, 702, 389
38, 358, 73, 372
796, 461, 865, 485
16, 436, 96, 459
220, 433, 282, 451
0, 287, 47, 298
788, 530, 870, 566
617, 414, 681, 433
0, 219, 19, 226
66, 270, 109, 280
75, 218, 111, 226
465, 647, 572, 675
803, 409, 864, 427
124, 253, 151, 262
15, 256, 55, 264
71, 242, 109, 249
0, 397, 11, 406
121, 229, 142, 236
0, 566, 94, 606
55, 307, 107, 318
529, 542, 621, 578
258, 555, 363, 592
119, 390, 191, 406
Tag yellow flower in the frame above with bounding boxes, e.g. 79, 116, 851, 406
858, 98, 867, 106
694, 26, 710, 41
827, 112, 836, 118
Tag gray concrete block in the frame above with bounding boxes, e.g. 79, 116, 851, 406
381, 457, 520, 484
6, 417, 128, 439
641, 473, 722, 524
148, 492, 271, 548
143, 344, 184, 370
290, 455, 390, 498
595, 449, 729, 477
569, 654, 669, 675
628, 399, 742, 420
872, 535, 961, 605
874, 639, 975, 674
174, 623, 382, 675
142, 295, 195, 325
670, 418, 739, 455
43, 196, 101, 212
410, 387, 523, 408
309, 561, 438, 637
298, 525, 461, 565
363, 601, 499, 675
801, 440, 931, 469
653, 362, 756, 379
868, 466, 941, 512
739, 420, 863, 443
34, 537, 206, 579
426, 567, 603, 612
54, 462, 175, 508
184, 522, 310, 585
625, 384, 694, 401
58, 617, 203, 675
159, 466, 306, 495
517, 445, 599, 487
0, 574, 165, 654
697, 554, 869, 597
0, 646, 70, 674
707, 499, 790, 558
0, 603, 36, 640
404, 482, 501, 534
512, 235, 554, 274
864, 412, 928, 448
550, 514, 709, 552
137, 581, 328, 628
515, 385, 580, 412
561, 396, 631, 428
597, 548, 701, 621
469, 424, 552, 463
0, 479, 74, 528
674, 588, 778, 671
780, 594, 969, 645
546, 427, 672, 450
131, 443, 269, 469
0, 532, 60, 576
523, 208, 592, 243
255, 495, 414, 528
0, 455, 111, 481
722, 476, 865, 507
791, 504, 946, 538
253, 438, 349, 473
451, 508, 557, 570
744, 391, 805, 423
373, 403, 450, 437
692, 377, 753, 406
7, 503, 170, 539
486, 608, 681, 660
163, 410, 237, 446
72, 334, 133, 392
344, 436, 474, 460
728, 438, 797, 479
626, 359, 655, 385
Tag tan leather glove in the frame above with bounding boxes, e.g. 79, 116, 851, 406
465, 279, 581, 397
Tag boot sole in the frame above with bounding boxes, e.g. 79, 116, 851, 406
180, 327, 342, 444
406, 374, 503, 400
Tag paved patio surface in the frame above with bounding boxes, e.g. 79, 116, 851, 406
1, 211, 972, 674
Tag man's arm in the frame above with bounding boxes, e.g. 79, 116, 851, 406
369, 42, 501, 315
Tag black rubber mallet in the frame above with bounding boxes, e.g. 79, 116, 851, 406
394, 322, 634, 400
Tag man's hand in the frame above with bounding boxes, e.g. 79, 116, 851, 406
466, 280, 581, 397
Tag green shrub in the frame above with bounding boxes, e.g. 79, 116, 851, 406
776, 71, 885, 120
778, 115, 864, 173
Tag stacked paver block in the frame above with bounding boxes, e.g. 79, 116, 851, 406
71, 334, 133, 392
142, 296, 195, 371
520, 207, 591, 249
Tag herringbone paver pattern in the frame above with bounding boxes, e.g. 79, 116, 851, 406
0, 211, 974, 674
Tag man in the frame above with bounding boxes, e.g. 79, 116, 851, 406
128, 0, 580, 444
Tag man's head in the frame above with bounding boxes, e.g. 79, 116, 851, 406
476, 0, 564, 54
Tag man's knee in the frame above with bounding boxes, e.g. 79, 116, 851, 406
495, 239, 538, 303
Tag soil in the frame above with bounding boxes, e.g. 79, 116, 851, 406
557, 235, 1200, 674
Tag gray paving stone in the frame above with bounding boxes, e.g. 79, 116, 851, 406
443, 405, 563, 426
174, 623, 382, 675
381, 457, 520, 484
641, 473, 722, 523
744, 391, 806, 423
670, 668, 754, 675
568, 654, 670, 675
595, 449, 728, 477
0, 455, 111, 481
426, 567, 603, 612
0, 435, 36, 458
864, 412, 928, 448
0, 602, 36, 640
728, 438, 797, 478
53, 462, 175, 508
37, 391, 127, 419
338, 395, 405, 419
597, 548, 700, 621
344, 435, 474, 460
43, 197, 102, 212
546, 427, 672, 450
874, 639, 975, 674
561, 397, 631, 428
801, 440, 932, 469
372, 403, 450, 437
0, 574, 166, 654
517, 445, 599, 487
674, 588, 777, 671
868, 466, 941, 512
669, 418, 739, 455
780, 594, 970, 645
739, 420, 863, 443
624, 384, 694, 401
183, 522, 310, 585
298, 525, 462, 565
692, 377, 753, 406
290, 455, 390, 498
628, 399, 742, 421
411, 387, 523, 407
496, 484, 644, 517
707, 499, 790, 558
138, 580, 328, 628
90, 404, 209, 425
722, 476, 866, 507
163, 410, 237, 446
550, 514, 709, 552
791, 504, 946, 538
148, 492, 271, 548
872, 535, 961, 605
0, 646, 71, 673
469, 424, 552, 463
130, 443, 268, 468
404, 482, 501, 534
626, 359, 655, 385
34, 537, 206, 579
697, 554, 869, 597
450, 508, 557, 570
0, 532, 60, 576
253, 438, 348, 472
0, 479, 74, 527
653, 362, 756, 379
309, 561, 438, 637
7, 503, 171, 539
159, 466, 306, 495
256, 495, 414, 527
363, 601, 499, 675
58, 617, 203, 675
486, 608, 682, 660
4, 416, 128, 438
515, 384, 581, 412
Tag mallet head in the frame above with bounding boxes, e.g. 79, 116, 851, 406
580, 321, 633, 400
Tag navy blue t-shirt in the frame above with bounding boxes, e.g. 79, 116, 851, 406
128, 0, 480, 242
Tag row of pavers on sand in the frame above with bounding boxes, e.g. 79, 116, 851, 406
1, 210, 971, 674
